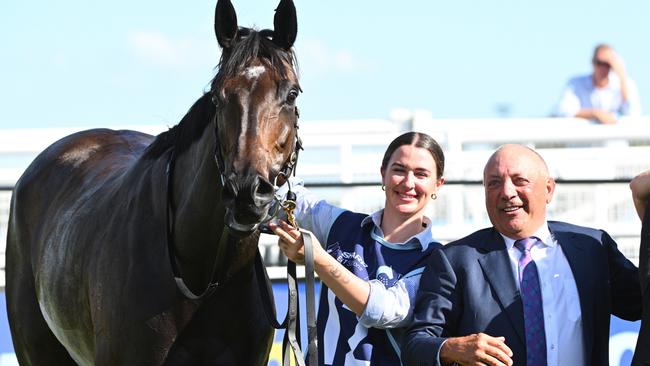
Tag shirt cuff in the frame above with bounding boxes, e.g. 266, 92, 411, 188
359, 279, 411, 328
436, 338, 451, 366
359, 280, 385, 327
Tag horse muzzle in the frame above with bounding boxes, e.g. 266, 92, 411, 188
224, 209, 260, 237
222, 171, 275, 237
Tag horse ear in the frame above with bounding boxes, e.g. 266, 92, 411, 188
215, 0, 238, 49
272, 0, 297, 50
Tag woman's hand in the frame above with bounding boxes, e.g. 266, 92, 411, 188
270, 219, 372, 316
269, 220, 309, 264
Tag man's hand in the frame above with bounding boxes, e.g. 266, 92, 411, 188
440, 333, 513, 366
631, 169, 650, 219
600, 47, 627, 79
576, 109, 617, 124
593, 109, 617, 125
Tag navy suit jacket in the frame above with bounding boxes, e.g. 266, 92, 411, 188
402, 221, 641, 366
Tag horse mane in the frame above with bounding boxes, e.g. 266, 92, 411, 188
142, 93, 214, 159
143, 27, 299, 160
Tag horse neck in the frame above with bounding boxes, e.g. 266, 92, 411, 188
169, 120, 255, 294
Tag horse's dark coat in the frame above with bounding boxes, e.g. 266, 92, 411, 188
5, 1, 300, 365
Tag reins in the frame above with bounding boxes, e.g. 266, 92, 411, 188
165, 99, 317, 365
166, 148, 235, 300
255, 181, 318, 366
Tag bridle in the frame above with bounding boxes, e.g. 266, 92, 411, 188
210, 92, 303, 231
165, 90, 317, 365
210, 95, 316, 366
210, 98, 304, 187
166, 90, 302, 292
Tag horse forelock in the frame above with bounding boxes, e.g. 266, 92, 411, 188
211, 27, 299, 96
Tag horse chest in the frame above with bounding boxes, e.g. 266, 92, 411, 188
162, 282, 273, 365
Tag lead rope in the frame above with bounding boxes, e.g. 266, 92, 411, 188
280, 189, 318, 366
275, 117, 317, 365
279, 191, 303, 366
255, 185, 318, 366
301, 230, 318, 366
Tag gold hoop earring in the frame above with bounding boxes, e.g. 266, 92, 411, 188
431, 193, 437, 200
381, 185, 386, 191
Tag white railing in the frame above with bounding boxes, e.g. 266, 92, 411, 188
2, 116, 650, 183
295, 115, 650, 183
1, 116, 650, 287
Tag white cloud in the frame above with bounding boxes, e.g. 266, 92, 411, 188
126, 32, 367, 76
127, 30, 218, 70
297, 38, 367, 74
51, 52, 70, 69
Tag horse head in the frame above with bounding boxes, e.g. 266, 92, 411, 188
211, 0, 300, 236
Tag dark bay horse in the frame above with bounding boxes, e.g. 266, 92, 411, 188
5, 0, 300, 364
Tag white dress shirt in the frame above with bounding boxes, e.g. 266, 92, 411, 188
501, 223, 585, 366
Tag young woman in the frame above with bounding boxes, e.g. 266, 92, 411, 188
269, 131, 445, 365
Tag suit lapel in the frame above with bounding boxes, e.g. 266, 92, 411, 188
477, 230, 525, 344
550, 224, 593, 364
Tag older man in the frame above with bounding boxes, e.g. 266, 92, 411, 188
402, 144, 641, 366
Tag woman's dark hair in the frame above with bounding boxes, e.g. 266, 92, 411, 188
381, 132, 445, 178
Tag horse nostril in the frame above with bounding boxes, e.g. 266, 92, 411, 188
254, 176, 274, 203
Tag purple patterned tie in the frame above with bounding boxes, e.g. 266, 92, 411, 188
514, 237, 547, 366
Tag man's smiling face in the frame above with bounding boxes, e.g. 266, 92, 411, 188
483, 144, 555, 239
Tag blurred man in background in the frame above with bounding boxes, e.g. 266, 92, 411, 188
555, 43, 642, 124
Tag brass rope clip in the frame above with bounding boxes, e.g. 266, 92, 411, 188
281, 199, 298, 229
281, 187, 299, 229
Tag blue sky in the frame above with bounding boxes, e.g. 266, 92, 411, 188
1, 0, 648, 129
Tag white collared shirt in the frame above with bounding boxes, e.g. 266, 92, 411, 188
501, 224, 585, 366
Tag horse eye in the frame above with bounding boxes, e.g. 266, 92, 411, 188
286, 89, 299, 104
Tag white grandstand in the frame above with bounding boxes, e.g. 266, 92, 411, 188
1, 114, 650, 287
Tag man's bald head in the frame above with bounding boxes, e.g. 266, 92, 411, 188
483, 144, 555, 239
484, 144, 550, 179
